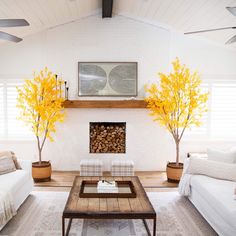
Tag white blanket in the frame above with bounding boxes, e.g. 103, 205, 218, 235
178, 158, 192, 196
178, 173, 192, 196
0, 189, 16, 227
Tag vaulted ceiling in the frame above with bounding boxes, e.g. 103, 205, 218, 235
1, 0, 236, 47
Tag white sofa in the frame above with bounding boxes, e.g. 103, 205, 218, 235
187, 172, 236, 236
182, 156, 236, 236
0, 159, 33, 230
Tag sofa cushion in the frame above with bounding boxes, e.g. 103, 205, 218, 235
0, 170, 31, 196
191, 175, 236, 229
187, 157, 236, 182
207, 148, 236, 163
0, 156, 16, 175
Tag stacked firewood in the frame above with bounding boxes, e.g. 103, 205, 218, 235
90, 124, 126, 153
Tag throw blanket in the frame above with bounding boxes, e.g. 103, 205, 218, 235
178, 173, 192, 196
0, 190, 16, 227
178, 158, 192, 196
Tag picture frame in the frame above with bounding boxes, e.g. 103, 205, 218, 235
78, 62, 137, 97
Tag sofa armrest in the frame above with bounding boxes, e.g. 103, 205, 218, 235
18, 159, 32, 174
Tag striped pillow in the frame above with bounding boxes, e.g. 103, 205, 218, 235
0, 156, 16, 175
0, 151, 21, 169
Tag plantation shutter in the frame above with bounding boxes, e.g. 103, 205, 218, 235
186, 79, 236, 140
211, 82, 236, 138
6, 82, 33, 139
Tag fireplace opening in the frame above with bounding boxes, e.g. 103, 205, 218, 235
90, 122, 126, 153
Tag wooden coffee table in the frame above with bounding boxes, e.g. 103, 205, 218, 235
62, 176, 156, 236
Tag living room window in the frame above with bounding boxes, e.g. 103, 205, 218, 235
211, 81, 236, 139
0, 80, 33, 140
186, 77, 236, 140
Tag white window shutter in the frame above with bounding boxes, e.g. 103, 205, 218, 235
7, 83, 33, 139
211, 83, 236, 138
186, 79, 236, 140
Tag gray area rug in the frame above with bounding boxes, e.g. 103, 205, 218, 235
0, 191, 217, 236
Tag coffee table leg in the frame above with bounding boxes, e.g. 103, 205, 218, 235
65, 219, 73, 236
62, 217, 65, 236
153, 217, 156, 236
142, 219, 151, 236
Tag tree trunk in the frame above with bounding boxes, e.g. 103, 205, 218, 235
38, 148, 42, 164
175, 140, 180, 166
36, 136, 42, 164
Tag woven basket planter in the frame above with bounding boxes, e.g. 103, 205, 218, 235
32, 161, 51, 182
166, 162, 183, 183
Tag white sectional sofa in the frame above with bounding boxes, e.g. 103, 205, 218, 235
180, 151, 236, 236
0, 159, 33, 230
189, 175, 236, 236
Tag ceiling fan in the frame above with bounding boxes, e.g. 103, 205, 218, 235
0, 19, 29, 43
184, 7, 236, 45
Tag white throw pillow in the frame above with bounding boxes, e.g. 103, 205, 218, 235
188, 152, 208, 159
207, 148, 236, 163
187, 157, 236, 182
0, 156, 16, 175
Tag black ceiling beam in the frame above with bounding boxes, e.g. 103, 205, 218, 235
102, 0, 113, 18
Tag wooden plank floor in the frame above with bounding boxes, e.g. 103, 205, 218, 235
34, 171, 178, 192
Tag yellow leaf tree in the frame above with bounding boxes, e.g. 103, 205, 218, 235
17, 68, 65, 164
145, 58, 208, 166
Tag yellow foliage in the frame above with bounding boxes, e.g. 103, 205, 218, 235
145, 58, 208, 163
17, 67, 65, 162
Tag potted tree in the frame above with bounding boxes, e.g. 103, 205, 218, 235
17, 68, 65, 182
145, 58, 208, 182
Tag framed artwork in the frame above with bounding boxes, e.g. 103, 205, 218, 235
78, 62, 137, 96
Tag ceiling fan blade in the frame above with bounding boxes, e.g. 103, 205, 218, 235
226, 7, 236, 16
0, 19, 29, 27
0, 31, 22, 43
225, 35, 236, 44
185, 27, 236, 34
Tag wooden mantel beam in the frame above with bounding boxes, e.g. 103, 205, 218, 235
63, 100, 147, 108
